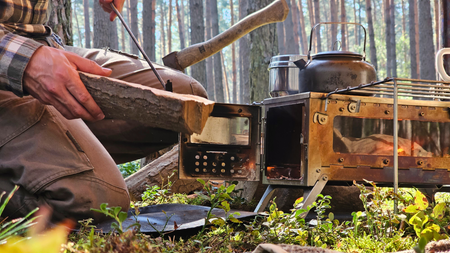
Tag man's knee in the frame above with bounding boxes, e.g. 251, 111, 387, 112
189, 78, 208, 98
43, 172, 130, 223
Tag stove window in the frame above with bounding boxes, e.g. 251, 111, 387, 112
265, 104, 303, 167
190, 116, 250, 145
333, 116, 450, 157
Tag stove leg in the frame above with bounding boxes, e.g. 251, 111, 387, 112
298, 175, 329, 218
254, 185, 278, 213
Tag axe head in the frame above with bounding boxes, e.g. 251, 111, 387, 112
163, 51, 184, 71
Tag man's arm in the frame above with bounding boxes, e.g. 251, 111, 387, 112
0, 27, 43, 96
0, 26, 111, 121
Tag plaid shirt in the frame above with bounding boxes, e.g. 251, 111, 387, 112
0, 0, 51, 97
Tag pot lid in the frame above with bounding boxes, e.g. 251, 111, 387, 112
312, 51, 363, 60
269, 54, 307, 69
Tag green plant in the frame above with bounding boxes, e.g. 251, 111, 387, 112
91, 203, 129, 234
0, 186, 39, 244
195, 179, 241, 237
403, 190, 449, 253
118, 160, 141, 178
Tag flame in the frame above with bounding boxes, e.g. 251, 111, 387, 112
398, 148, 404, 153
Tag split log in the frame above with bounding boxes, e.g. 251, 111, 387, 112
79, 72, 215, 134
125, 145, 204, 201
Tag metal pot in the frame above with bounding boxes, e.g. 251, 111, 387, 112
295, 22, 377, 93
269, 54, 307, 97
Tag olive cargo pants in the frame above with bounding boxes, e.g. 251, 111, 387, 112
0, 45, 207, 223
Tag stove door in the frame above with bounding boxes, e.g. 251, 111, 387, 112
179, 103, 261, 181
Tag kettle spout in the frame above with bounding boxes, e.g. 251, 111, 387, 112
294, 58, 307, 70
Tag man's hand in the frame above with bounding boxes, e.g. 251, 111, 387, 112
99, 0, 125, 21
23, 46, 112, 121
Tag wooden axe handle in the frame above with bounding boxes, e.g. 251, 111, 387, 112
163, 0, 289, 71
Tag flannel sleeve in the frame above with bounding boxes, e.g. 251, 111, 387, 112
0, 26, 43, 97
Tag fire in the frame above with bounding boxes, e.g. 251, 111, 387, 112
398, 148, 404, 153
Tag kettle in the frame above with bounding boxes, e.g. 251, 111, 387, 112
295, 22, 377, 93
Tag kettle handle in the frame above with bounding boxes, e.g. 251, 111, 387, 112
307, 22, 367, 61
435, 48, 450, 82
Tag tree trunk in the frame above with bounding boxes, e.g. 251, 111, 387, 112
313, 0, 321, 52
128, 0, 139, 55
230, 0, 237, 103
125, 145, 204, 201
366, 0, 378, 70
205, 0, 215, 100
330, 0, 338, 48
384, 0, 392, 77
283, 0, 298, 54
168, 0, 173, 53
389, 0, 397, 77
83, 0, 91, 48
211, 0, 224, 102
93, 1, 113, 48
239, 0, 250, 103
221, 51, 231, 102
415, 0, 420, 78
418, 0, 436, 80
46, 0, 73, 46
110, 19, 119, 49
340, 0, 347, 51
409, 0, 418, 79
143, 0, 156, 61
353, 0, 357, 48
161, 3, 166, 57
442, 0, 450, 75
189, 0, 207, 87
434, 0, 439, 51
298, 0, 308, 54
307, 0, 315, 49
248, 0, 278, 103
401, 0, 406, 36
290, 0, 300, 55
277, 22, 286, 54
73, 0, 83, 47
176, 0, 186, 49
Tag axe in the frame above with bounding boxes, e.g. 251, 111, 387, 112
162, 0, 289, 71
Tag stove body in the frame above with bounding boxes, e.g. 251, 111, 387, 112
180, 85, 450, 188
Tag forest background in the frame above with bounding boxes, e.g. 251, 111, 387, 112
54, 0, 444, 105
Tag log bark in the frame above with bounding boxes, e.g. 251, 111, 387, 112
79, 72, 215, 134
125, 145, 204, 201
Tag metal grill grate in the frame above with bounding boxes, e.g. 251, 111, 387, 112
325, 78, 450, 100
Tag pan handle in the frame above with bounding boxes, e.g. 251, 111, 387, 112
307, 22, 367, 61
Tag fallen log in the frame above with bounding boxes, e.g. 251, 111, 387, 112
125, 145, 203, 201
79, 72, 215, 134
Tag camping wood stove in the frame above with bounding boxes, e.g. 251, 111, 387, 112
179, 78, 450, 212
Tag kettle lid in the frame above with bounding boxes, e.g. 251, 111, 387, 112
312, 51, 363, 60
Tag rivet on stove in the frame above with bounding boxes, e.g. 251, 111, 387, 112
385, 110, 390, 114
338, 158, 344, 163
316, 169, 321, 173
339, 107, 345, 112
417, 160, 424, 166
419, 112, 425, 117
383, 159, 390, 165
